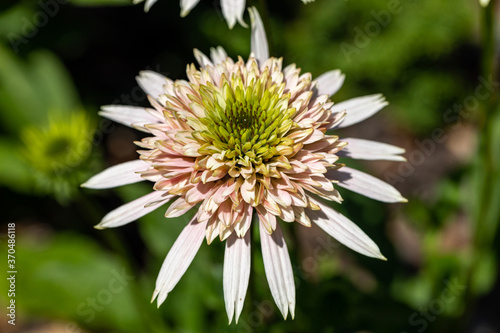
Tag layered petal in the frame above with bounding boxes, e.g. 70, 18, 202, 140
153, 217, 207, 306
180, 0, 201, 17
136, 70, 169, 100
249, 7, 269, 66
95, 191, 173, 229
260, 222, 295, 319
314, 70, 345, 97
327, 167, 407, 203
338, 138, 406, 162
308, 198, 386, 260
210, 46, 228, 65
222, 0, 247, 29
223, 232, 251, 324
82, 160, 148, 189
329, 94, 388, 129
99, 105, 161, 132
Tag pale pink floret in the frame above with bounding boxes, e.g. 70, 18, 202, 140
83, 8, 406, 323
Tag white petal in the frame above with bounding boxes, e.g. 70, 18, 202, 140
329, 94, 388, 129
221, 0, 247, 29
180, 0, 200, 17
95, 191, 173, 229
82, 160, 148, 189
308, 198, 386, 260
136, 71, 169, 100
193, 48, 213, 68
99, 105, 160, 132
480, 0, 490, 7
144, 0, 158, 12
314, 70, 345, 97
223, 232, 251, 324
260, 222, 295, 319
210, 47, 228, 65
153, 217, 207, 306
338, 138, 406, 162
249, 7, 269, 66
327, 166, 407, 203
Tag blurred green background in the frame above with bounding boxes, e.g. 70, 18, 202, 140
0, 0, 499, 332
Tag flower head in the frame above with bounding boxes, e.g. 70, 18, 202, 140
83, 8, 406, 323
23, 110, 95, 203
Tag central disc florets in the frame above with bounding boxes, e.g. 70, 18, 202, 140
195, 71, 296, 170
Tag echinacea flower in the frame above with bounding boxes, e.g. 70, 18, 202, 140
83, 8, 406, 323
133, 0, 313, 29
23, 110, 95, 203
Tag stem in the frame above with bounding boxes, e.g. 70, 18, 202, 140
463, 1, 499, 317
476, 0, 499, 246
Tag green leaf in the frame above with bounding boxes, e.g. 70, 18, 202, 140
470, 250, 497, 295
28, 50, 81, 115
0, 45, 81, 132
0, 44, 47, 130
0, 4, 35, 39
0, 232, 143, 332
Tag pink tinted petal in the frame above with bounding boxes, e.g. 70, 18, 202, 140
260, 222, 295, 319
185, 182, 215, 204
256, 205, 277, 233
210, 46, 228, 65
193, 49, 213, 68
164, 197, 197, 218
308, 198, 386, 260
329, 94, 388, 129
338, 138, 406, 162
234, 204, 253, 237
221, 0, 247, 29
153, 217, 208, 306
249, 7, 269, 66
314, 70, 345, 97
99, 105, 161, 132
82, 160, 148, 189
136, 70, 169, 100
219, 199, 234, 227
223, 232, 251, 324
95, 191, 173, 229
327, 167, 407, 203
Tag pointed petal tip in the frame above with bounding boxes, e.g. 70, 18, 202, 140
144, 0, 157, 12
240, 20, 249, 29
151, 291, 158, 303
94, 224, 105, 230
